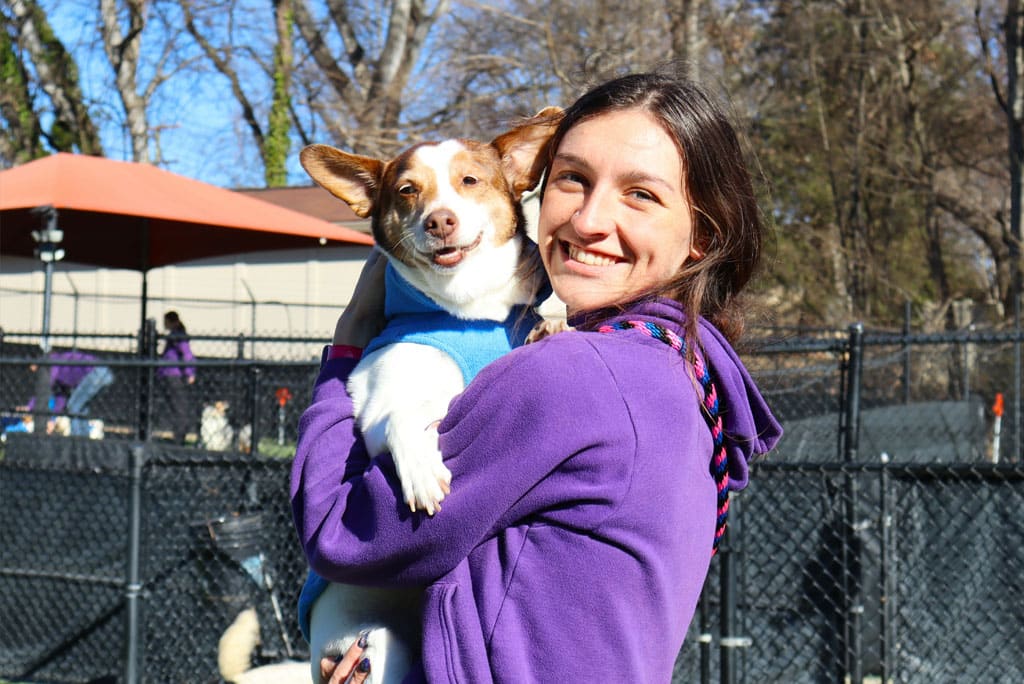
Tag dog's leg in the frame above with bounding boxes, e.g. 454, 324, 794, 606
348, 344, 463, 514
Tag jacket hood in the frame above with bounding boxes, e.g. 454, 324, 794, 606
573, 297, 782, 491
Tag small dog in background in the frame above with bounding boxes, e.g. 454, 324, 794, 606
217, 608, 307, 684
200, 400, 234, 451
298, 107, 562, 684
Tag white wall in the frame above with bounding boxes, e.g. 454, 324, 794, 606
0, 246, 372, 358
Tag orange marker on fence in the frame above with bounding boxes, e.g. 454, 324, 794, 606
992, 392, 1004, 463
275, 387, 293, 446
275, 387, 293, 407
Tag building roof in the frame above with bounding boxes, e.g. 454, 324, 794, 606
236, 185, 372, 235
0, 153, 373, 271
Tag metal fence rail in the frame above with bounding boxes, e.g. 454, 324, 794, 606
1, 323, 1020, 683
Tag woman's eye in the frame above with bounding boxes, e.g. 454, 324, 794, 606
629, 189, 656, 202
462, 176, 478, 186
557, 171, 585, 185
398, 184, 418, 195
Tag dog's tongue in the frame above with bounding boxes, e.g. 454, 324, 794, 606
434, 247, 464, 267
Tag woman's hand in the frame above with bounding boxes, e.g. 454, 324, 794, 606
334, 248, 388, 349
319, 632, 372, 684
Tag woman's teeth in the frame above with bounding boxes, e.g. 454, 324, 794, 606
568, 243, 617, 266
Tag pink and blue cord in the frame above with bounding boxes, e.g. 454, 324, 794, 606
597, 320, 730, 557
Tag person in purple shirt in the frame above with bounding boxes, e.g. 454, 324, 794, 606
26, 349, 114, 436
295, 68, 783, 683
157, 310, 196, 445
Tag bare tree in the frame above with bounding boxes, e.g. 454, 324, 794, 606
4, 0, 103, 157
747, 0, 1007, 326
0, 20, 45, 163
98, 0, 150, 161
266, 0, 294, 185
290, 0, 451, 158
425, 0, 688, 144
992, 0, 1024, 301
179, 0, 296, 185
973, 0, 1024, 313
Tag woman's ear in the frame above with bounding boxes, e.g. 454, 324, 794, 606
689, 244, 704, 260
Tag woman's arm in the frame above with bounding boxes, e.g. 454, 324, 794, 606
333, 247, 388, 349
290, 333, 632, 587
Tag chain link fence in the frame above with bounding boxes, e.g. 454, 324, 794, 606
2, 324, 1022, 683
0, 327, 320, 452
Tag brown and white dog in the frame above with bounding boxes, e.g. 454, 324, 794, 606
298, 108, 561, 684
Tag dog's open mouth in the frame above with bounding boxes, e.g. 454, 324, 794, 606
432, 233, 482, 268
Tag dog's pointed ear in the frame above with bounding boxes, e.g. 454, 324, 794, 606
300, 144, 384, 218
492, 106, 563, 200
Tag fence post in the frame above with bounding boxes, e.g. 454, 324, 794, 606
842, 323, 865, 684
1015, 293, 1021, 460
719, 495, 749, 684
124, 443, 146, 684
698, 586, 712, 684
902, 300, 911, 404
962, 324, 975, 400
249, 365, 261, 455
136, 318, 157, 441
878, 451, 894, 684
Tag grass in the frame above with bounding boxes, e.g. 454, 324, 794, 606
255, 437, 296, 459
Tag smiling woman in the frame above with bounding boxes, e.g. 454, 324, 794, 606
538, 107, 698, 316
295, 67, 782, 683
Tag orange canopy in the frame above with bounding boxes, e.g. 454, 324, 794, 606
0, 153, 373, 270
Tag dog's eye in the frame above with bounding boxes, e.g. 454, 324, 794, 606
462, 176, 478, 186
399, 184, 418, 195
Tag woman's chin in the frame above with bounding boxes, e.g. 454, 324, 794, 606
553, 287, 622, 316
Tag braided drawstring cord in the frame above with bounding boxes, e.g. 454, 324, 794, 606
597, 320, 729, 557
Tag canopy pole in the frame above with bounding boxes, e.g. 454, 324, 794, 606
41, 258, 55, 353
30, 205, 63, 353
139, 218, 149, 338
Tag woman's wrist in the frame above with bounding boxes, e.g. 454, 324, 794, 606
333, 305, 384, 348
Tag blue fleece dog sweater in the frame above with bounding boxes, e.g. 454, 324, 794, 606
298, 262, 545, 641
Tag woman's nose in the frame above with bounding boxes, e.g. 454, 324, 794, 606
569, 189, 614, 238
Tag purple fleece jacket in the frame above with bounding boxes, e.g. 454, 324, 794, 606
157, 332, 195, 379
291, 298, 781, 682
26, 351, 97, 412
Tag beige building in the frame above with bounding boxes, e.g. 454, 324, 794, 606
0, 186, 373, 359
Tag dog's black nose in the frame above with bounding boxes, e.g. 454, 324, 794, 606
425, 209, 458, 239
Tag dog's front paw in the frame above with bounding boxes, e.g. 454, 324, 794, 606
389, 425, 452, 516
525, 318, 573, 344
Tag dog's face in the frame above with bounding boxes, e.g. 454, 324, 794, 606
369, 139, 522, 269
300, 108, 561, 278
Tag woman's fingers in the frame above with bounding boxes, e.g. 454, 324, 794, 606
347, 656, 372, 684
320, 630, 372, 684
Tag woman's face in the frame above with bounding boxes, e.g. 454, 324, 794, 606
538, 108, 698, 315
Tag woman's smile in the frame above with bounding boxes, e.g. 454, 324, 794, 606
562, 240, 623, 268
